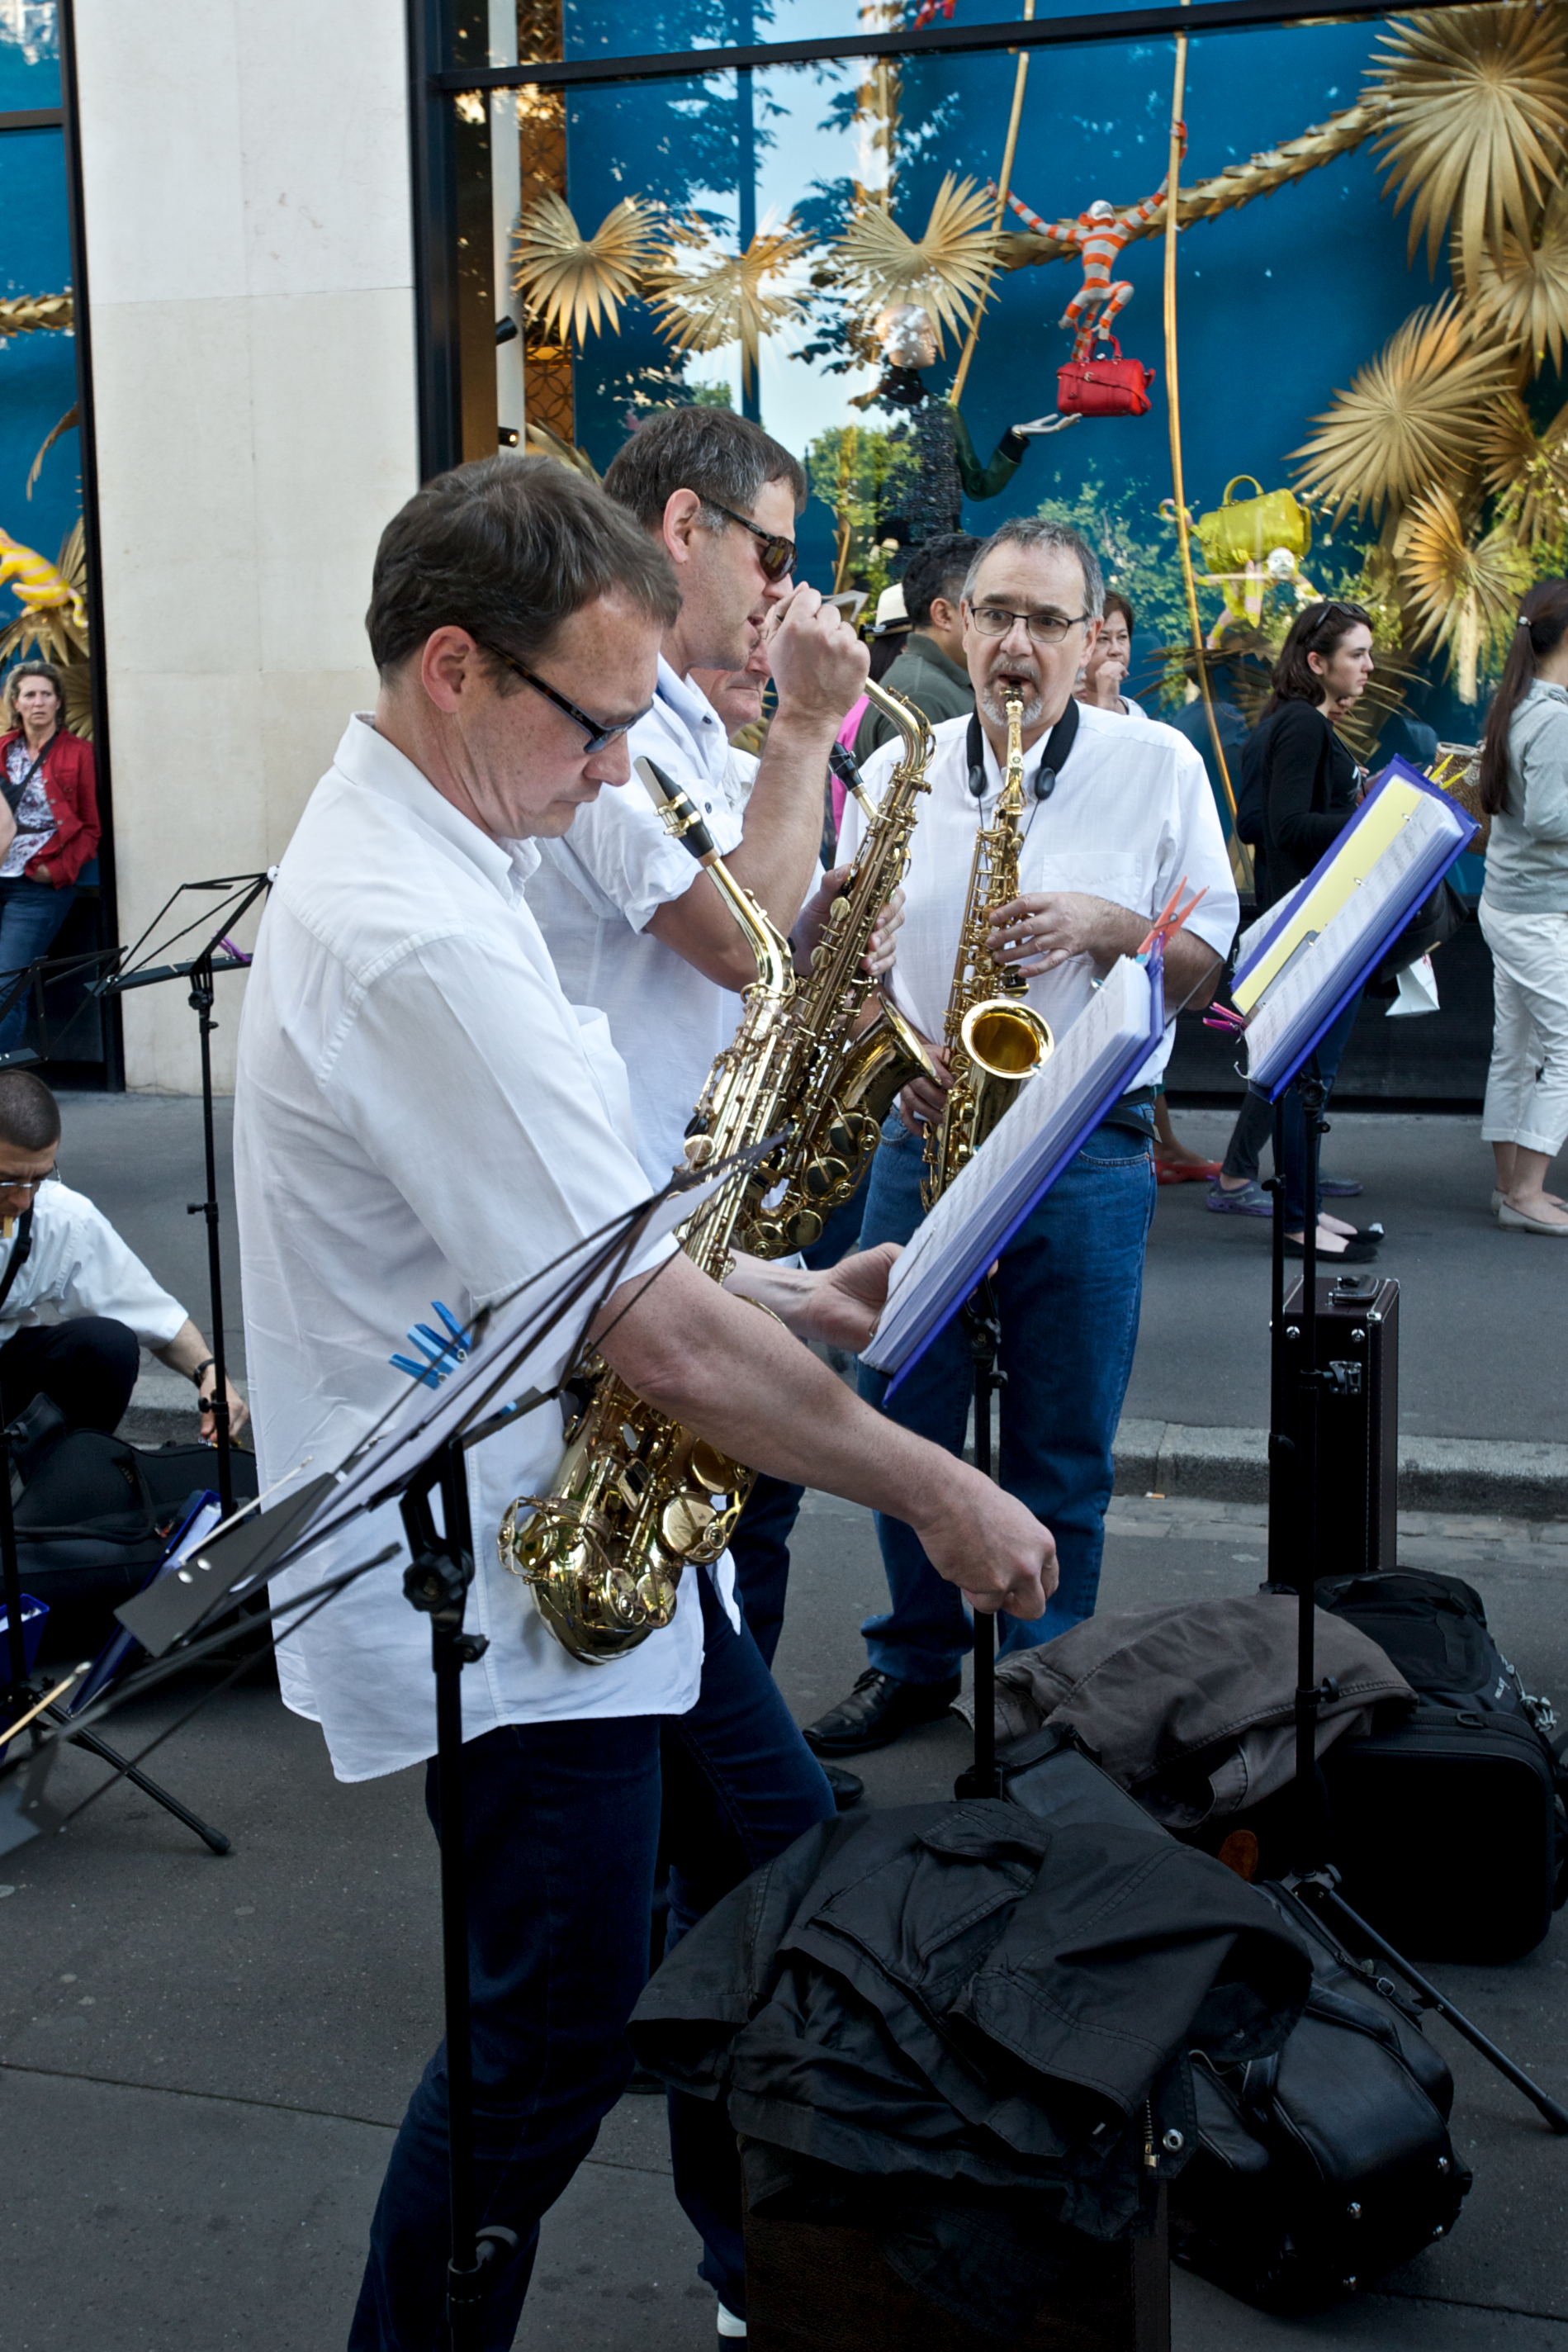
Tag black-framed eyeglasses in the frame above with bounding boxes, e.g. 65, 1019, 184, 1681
708, 501, 798, 583
0, 1165, 58, 1194
481, 646, 652, 754
967, 603, 1092, 646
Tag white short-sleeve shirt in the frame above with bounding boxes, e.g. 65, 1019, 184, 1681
0, 1182, 187, 1349
524, 657, 760, 1185
837, 704, 1239, 1086
234, 715, 712, 1784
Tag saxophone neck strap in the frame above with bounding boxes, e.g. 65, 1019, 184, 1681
966, 698, 1080, 804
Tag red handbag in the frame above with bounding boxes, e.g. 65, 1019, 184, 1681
1056, 338, 1155, 419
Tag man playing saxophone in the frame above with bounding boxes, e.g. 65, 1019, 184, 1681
234, 458, 1053, 2352
803, 515, 1239, 1763
526, 408, 904, 1714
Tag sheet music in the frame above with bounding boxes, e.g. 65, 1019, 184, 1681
862, 956, 1158, 1378
1234, 878, 1305, 974
1244, 799, 1453, 1089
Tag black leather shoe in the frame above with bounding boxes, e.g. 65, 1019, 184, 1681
821, 1761, 865, 1809
802, 1669, 962, 1757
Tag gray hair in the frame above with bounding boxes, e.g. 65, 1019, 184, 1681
604, 406, 808, 534
962, 517, 1106, 619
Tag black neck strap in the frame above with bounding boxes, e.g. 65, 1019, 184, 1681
966, 698, 1080, 803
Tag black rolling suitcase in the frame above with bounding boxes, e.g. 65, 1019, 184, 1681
1170, 1879, 1471, 2312
1269, 1273, 1398, 1584
1314, 1569, 1567, 1961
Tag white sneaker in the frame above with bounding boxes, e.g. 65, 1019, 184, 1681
717, 2301, 747, 2341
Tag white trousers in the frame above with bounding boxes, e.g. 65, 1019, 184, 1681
1479, 899, 1568, 1156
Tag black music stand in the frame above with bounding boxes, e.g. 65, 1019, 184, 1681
95, 873, 272, 1515
56, 1149, 761, 2351
954, 1279, 1005, 1800
1250, 1057, 1568, 2136
0, 939, 119, 1072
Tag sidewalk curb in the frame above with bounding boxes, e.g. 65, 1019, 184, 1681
1114, 1418, 1568, 1524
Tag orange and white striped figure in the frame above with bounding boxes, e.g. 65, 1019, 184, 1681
1000, 126, 1184, 358
0, 527, 85, 630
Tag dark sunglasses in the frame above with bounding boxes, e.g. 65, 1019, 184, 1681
481, 645, 651, 753
1309, 600, 1372, 640
708, 501, 798, 583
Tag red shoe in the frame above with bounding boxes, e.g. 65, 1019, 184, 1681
1155, 1157, 1223, 1185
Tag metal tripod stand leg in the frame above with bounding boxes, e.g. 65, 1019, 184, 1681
955, 1280, 1004, 1802
401, 1443, 519, 2350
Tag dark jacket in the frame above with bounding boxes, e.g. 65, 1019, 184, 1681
855, 633, 973, 761
0, 726, 101, 887
1252, 700, 1358, 908
632, 1798, 1310, 2319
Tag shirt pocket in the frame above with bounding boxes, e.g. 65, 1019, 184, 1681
1040, 851, 1151, 913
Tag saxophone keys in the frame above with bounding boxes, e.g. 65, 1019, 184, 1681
661, 1491, 718, 1555
687, 1439, 737, 1494
634, 1569, 679, 1622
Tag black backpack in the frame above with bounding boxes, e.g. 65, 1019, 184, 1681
10, 1403, 258, 1663
1315, 1570, 1568, 1961
1171, 1878, 1471, 2311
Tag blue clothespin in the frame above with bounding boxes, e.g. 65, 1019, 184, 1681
390, 1300, 471, 1389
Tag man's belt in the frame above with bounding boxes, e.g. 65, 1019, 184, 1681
1097, 1085, 1157, 1140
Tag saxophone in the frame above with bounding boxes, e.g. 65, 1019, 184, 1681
731, 675, 938, 1257
922, 693, 1055, 1208
497, 758, 798, 1666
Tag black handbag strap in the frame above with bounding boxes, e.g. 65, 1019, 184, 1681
2, 731, 55, 820
0, 1205, 36, 1320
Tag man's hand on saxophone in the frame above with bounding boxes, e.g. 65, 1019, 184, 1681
988, 889, 1224, 998
793, 869, 907, 980
591, 1248, 1056, 1623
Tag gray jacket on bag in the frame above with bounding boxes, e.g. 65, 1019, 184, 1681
976, 1591, 1414, 1827
1482, 679, 1568, 913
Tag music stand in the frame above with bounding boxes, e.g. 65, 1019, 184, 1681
1227, 799, 1568, 2135
95, 873, 273, 1515
0, 940, 118, 1073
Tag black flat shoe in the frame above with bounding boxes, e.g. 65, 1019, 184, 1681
822, 1761, 865, 1809
802, 1668, 962, 1757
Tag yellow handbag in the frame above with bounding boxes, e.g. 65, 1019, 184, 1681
1196, 476, 1312, 578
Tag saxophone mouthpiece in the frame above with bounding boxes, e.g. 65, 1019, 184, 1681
635, 756, 718, 862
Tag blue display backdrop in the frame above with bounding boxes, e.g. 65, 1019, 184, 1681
0, 1, 82, 668
481, 1, 1540, 786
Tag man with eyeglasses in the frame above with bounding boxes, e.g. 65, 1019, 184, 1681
803, 515, 1239, 1761
526, 405, 879, 1188
233, 457, 1052, 2352
0, 1067, 244, 1441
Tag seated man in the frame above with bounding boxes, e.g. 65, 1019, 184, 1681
0, 1069, 245, 1439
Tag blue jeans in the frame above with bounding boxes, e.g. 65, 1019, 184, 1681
0, 879, 73, 1055
855, 1112, 1156, 1685
727, 1161, 869, 1668
348, 1574, 833, 2350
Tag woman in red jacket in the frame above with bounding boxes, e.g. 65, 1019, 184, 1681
0, 660, 101, 1054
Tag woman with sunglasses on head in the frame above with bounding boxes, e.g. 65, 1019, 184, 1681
1208, 600, 1380, 1260
1475, 579, 1568, 1234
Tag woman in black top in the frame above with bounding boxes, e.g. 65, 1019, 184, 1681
1209, 601, 1377, 1259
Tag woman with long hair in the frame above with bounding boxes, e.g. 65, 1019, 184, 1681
1475, 577, 1568, 1234
0, 662, 100, 1056
1207, 600, 1378, 1259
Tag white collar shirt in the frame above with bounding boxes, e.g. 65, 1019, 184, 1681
0, 1182, 187, 1349
523, 656, 758, 1184
234, 715, 703, 1785
838, 704, 1239, 1087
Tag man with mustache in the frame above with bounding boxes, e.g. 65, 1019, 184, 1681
802, 516, 1239, 1759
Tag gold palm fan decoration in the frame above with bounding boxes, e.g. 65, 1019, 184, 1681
1368, 5, 1568, 300
1471, 186, 1568, 372
646, 216, 812, 392
1396, 483, 1532, 705
833, 173, 1000, 351
511, 193, 653, 344
1291, 297, 1514, 524
1480, 391, 1568, 548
